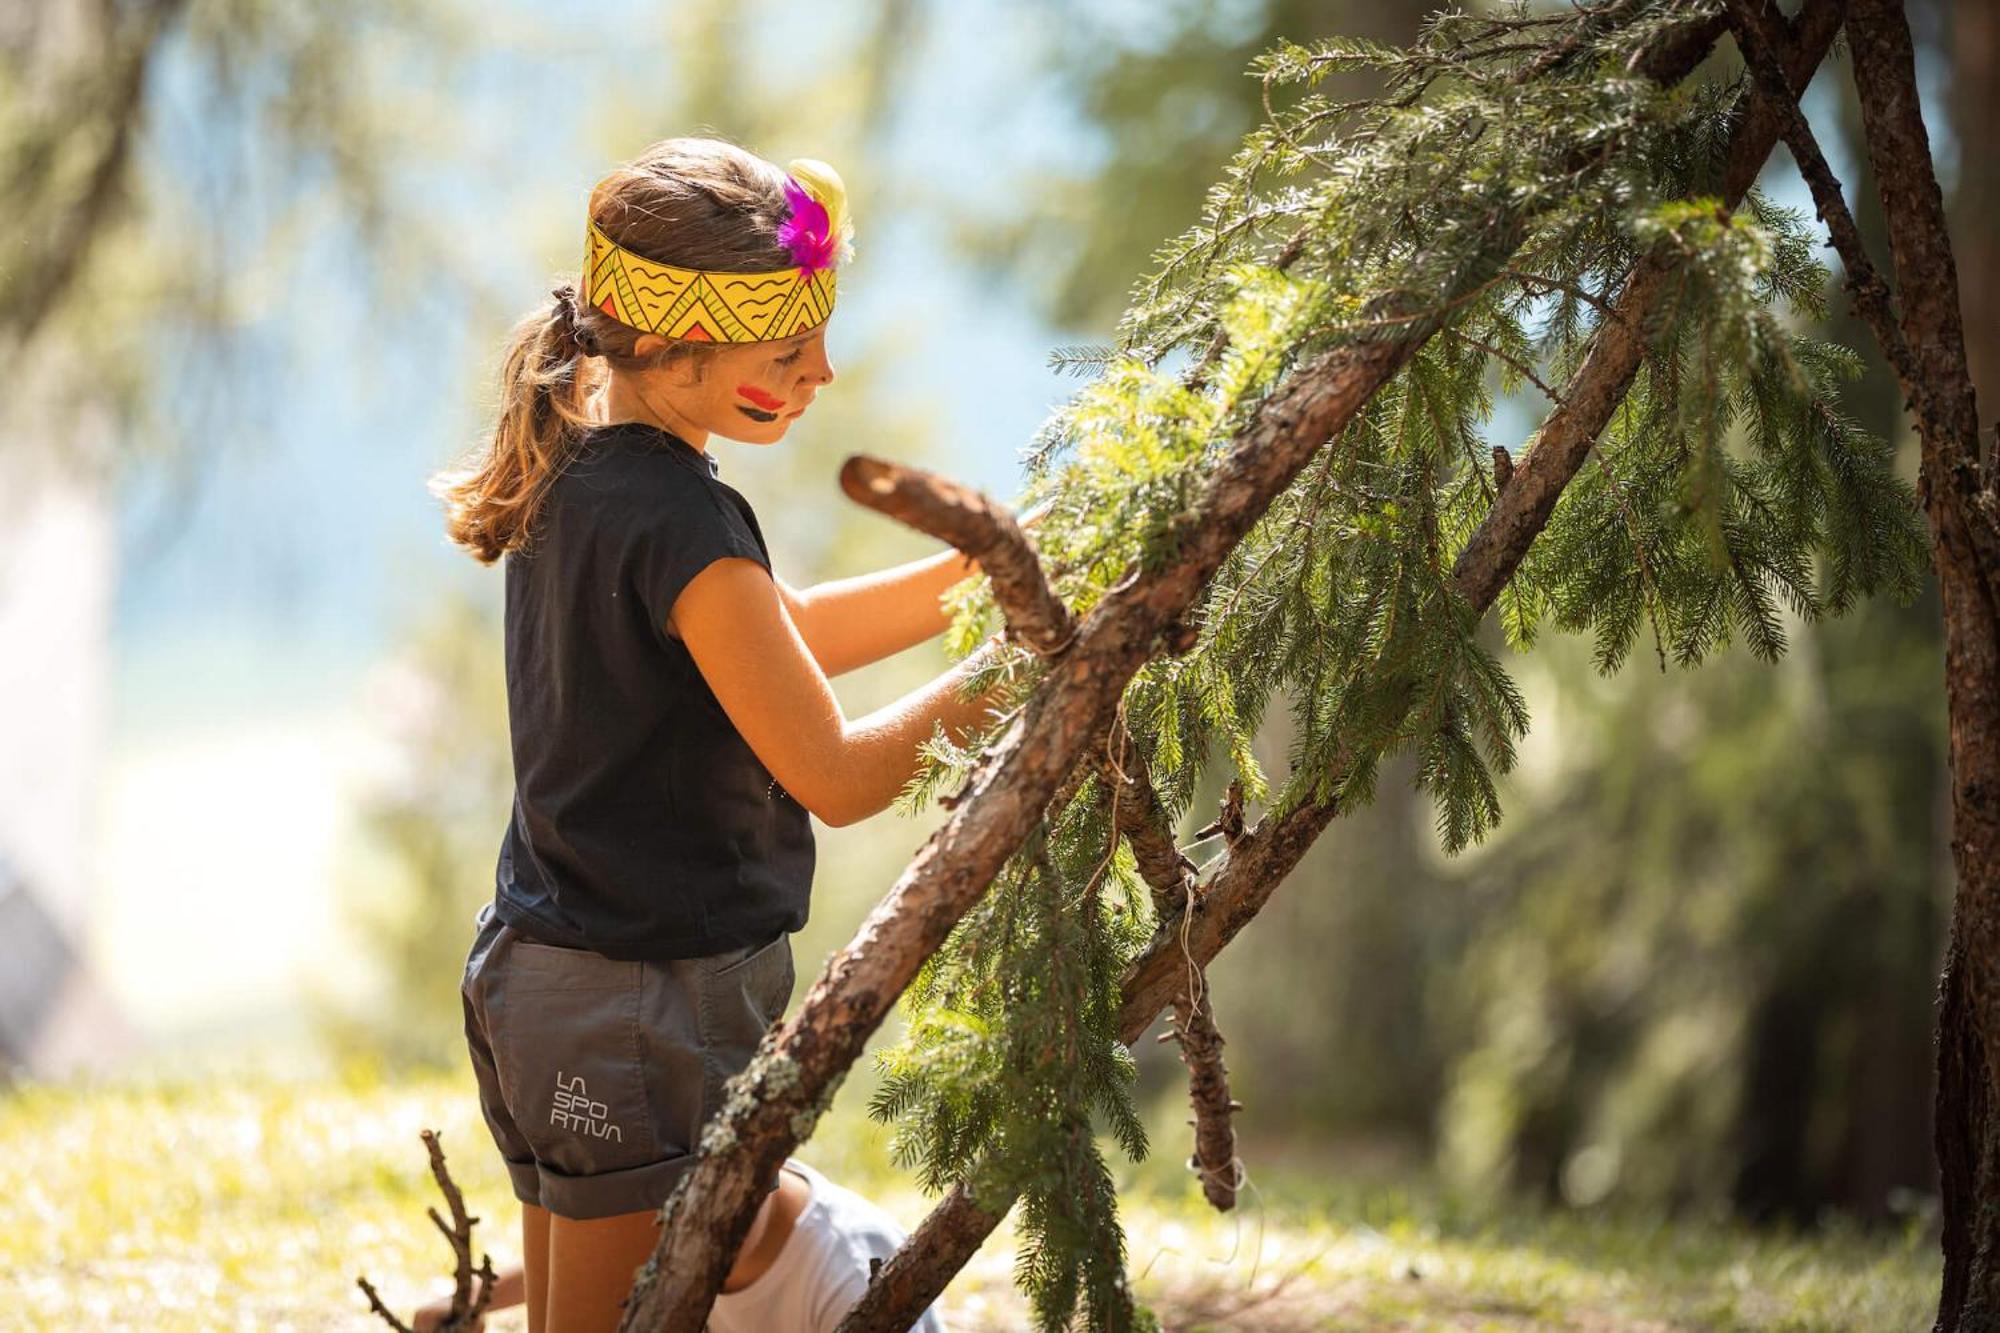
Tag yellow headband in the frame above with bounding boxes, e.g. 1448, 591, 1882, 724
580, 157, 853, 345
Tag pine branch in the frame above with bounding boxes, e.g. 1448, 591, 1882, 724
623, 213, 1520, 1331
835, 11, 1843, 1325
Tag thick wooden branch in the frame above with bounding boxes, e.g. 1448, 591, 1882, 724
839, 454, 1078, 658
836, 12, 1843, 1326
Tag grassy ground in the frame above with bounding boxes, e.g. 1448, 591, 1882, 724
0, 1051, 1937, 1331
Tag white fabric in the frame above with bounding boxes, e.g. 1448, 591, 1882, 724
706, 1159, 948, 1333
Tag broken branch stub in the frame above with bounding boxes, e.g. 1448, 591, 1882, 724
839, 453, 1077, 658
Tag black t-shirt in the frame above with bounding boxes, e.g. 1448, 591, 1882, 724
491, 420, 814, 960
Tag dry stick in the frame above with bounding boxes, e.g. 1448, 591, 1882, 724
358, 1129, 498, 1333
1093, 732, 1238, 1209
1173, 971, 1242, 1212
835, 9, 1842, 1327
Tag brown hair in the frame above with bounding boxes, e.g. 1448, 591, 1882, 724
430, 136, 798, 563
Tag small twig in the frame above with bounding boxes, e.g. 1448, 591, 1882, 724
356, 1276, 415, 1333
358, 1129, 498, 1332
1190, 778, 1247, 849
1442, 325, 1567, 405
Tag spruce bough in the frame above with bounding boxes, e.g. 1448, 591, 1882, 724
619, 4, 1926, 1329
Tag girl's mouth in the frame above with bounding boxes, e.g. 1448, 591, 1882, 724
735, 383, 789, 424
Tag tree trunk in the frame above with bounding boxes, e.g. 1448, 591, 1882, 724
1837, 3, 2000, 1328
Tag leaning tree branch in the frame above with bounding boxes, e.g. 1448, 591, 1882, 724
835, 8, 1844, 1325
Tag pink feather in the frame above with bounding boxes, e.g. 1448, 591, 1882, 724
776, 177, 839, 275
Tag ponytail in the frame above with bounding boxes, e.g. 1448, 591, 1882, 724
429, 283, 601, 564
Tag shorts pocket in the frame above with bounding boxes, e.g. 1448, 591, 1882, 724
501, 933, 641, 991
694, 932, 795, 1121
487, 958, 657, 1178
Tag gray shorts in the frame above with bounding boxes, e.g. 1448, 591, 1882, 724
459, 900, 795, 1220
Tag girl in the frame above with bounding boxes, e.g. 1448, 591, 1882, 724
422, 136, 1034, 1331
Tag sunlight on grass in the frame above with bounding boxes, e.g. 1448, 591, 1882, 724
0, 1052, 1935, 1330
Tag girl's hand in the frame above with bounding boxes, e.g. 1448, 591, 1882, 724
412, 1291, 484, 1332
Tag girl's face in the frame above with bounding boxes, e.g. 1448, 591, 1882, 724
635, 323, 835, 445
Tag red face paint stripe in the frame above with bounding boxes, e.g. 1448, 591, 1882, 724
736, 385, 786, 412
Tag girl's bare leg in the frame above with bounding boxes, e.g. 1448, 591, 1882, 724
544, 1208, 668, 1332
522, 1200, 551, 1332
442, 1190, 780, 1332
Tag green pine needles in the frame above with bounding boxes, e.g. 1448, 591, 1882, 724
873, 4, 1929, 1327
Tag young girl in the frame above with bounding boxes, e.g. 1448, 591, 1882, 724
420, 136, 1031, 1332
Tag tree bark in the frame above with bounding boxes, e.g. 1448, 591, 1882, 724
835, 9, 1849, 1326
1835, 4, 2000, 1329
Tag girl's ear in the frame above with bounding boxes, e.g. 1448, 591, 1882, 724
632, 333, 666, 360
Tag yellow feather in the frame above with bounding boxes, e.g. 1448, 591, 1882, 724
786, 157, 857, 265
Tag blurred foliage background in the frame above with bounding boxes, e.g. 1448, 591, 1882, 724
3, 0, 1987, 1281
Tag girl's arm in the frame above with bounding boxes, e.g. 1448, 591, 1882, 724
670, 557, 1023, 829
782, 498, 1053, 677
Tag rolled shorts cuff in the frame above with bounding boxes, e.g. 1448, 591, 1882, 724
508, 1151, 784, 1220
531, 1151, 700, 1221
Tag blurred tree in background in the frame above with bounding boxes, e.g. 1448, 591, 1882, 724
313, 587, 510, 1069
2, 0, 487, 481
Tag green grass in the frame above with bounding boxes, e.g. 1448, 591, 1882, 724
0, 1051, 1937, 1330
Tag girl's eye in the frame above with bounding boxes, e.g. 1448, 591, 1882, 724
776, 350, 804, 366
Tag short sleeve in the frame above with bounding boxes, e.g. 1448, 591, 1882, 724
626, 483, 771, 631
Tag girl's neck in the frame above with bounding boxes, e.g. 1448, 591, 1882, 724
597, 374, 711, 452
